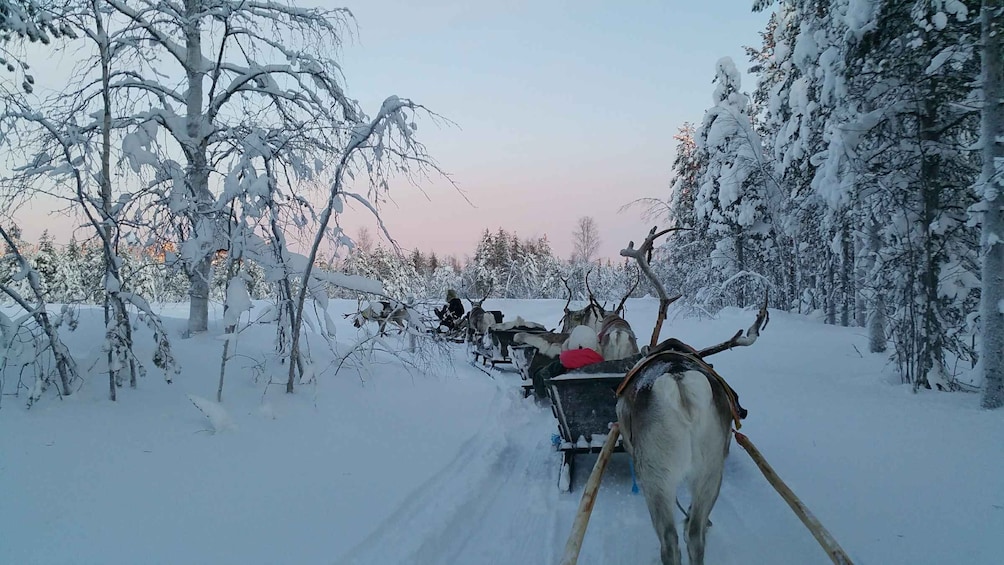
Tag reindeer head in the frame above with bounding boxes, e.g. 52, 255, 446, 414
560, 271, 607, 333
352, 299, 371, 328
347, 297, 381, 328
463, 282, 493, 338
464, 280, 492, 312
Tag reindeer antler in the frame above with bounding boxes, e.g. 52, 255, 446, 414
481, 280, 493, 303
613, 267, 642, 317
584, 269, 600, 308
560, 276, 574, 313
621, 226, 688, 348
698, 291, 770, 358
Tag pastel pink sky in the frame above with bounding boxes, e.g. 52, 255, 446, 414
13, 1, 769, 262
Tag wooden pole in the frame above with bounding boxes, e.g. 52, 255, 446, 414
559, 423, 621, 565
733, 431, 854, 565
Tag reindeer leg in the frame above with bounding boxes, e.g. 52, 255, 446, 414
641, 482, 683, 565
685, 458, 725, 565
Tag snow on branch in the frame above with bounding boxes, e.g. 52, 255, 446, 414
187, 394, 236, 433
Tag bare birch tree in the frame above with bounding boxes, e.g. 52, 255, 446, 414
0, 0, 179, 400
571, 216, 601, 264
286, 96, 445, 393
99, 0, 360, 335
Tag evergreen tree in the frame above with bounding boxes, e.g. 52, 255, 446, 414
32, 230, 58, 299
662, 123, 711, 301
694, 57, 775, 308
51, 236, 85, 303
845, 0, 981, 388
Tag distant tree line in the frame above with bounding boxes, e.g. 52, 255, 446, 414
3, 225, 658, 307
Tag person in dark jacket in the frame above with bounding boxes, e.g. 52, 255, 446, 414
435, 289, 465, 331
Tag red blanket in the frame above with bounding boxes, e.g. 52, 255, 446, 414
559, 348, 604, 370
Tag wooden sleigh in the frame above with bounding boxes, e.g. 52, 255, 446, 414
471, 318, 546, 370
513, 339, 643, 491
545, 355, 643, 492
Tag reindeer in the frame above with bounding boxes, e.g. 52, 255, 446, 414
463, 282, 497, 343
513, 274, 602, 360
346, 298, 411, 336
512, 330, 568, 359
559, 269, 643, 361
615, 226, 768, 565
559, 272, 607, 333
596, 270, 642, 361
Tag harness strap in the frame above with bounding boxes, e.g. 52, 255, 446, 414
615, 343, 744, 430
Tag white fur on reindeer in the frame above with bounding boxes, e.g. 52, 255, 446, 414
597, 316, 639, 361
490, 317, 545, 332
513, 331, 565, 358
562, 325, 599, 352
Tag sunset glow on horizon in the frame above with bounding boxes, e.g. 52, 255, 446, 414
12, 0, 769, 263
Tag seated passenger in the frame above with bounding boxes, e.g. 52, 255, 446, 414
435, 289, 465, 331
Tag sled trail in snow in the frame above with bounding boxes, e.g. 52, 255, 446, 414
338, 348, 839, 565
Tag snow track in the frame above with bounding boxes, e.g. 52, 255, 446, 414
335, 353, 834, 565
336, 367, 564, 565
9, 303, 992, 565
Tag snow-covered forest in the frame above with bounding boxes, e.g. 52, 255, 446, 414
1, 0, 1003, 563
658, 0, 1004, 399
1, 0, 999, 402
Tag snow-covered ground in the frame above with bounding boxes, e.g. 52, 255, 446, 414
2, 299, 1002, 565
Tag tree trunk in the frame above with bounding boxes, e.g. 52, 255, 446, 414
735, 233, 746, 308
96, 1, 131, 398
917, 89, 942, 391
840, 222, 853, 327
788, 238, 798, 312
854, 231, 867, 328
187, 257, 211, 335
867, 220, 887, 353
980, 0, 1004, 409
825, 252, 836, 325
869, 293, 887, 353
184, 0, 213, 335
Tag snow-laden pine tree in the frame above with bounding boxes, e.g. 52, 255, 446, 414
464, 229, 502, 298
50, 236, 86, 303
661, 123, 711, 301
751, 0, 858, 322
427, 263, 462, 302
694, 57, 776, 309
844, 0, 982, 389
32, 230, 57, 299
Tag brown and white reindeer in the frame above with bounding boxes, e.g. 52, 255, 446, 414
595, 270, 643, 361
463, 282, 497, 343
515, 274, 602, 359
345, 297, 412, 336
559, 272, 607, 334
615, 226, 768, 565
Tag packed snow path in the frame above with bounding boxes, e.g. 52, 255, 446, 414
336, 346, 829, 565
3, 300, 1003, 565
